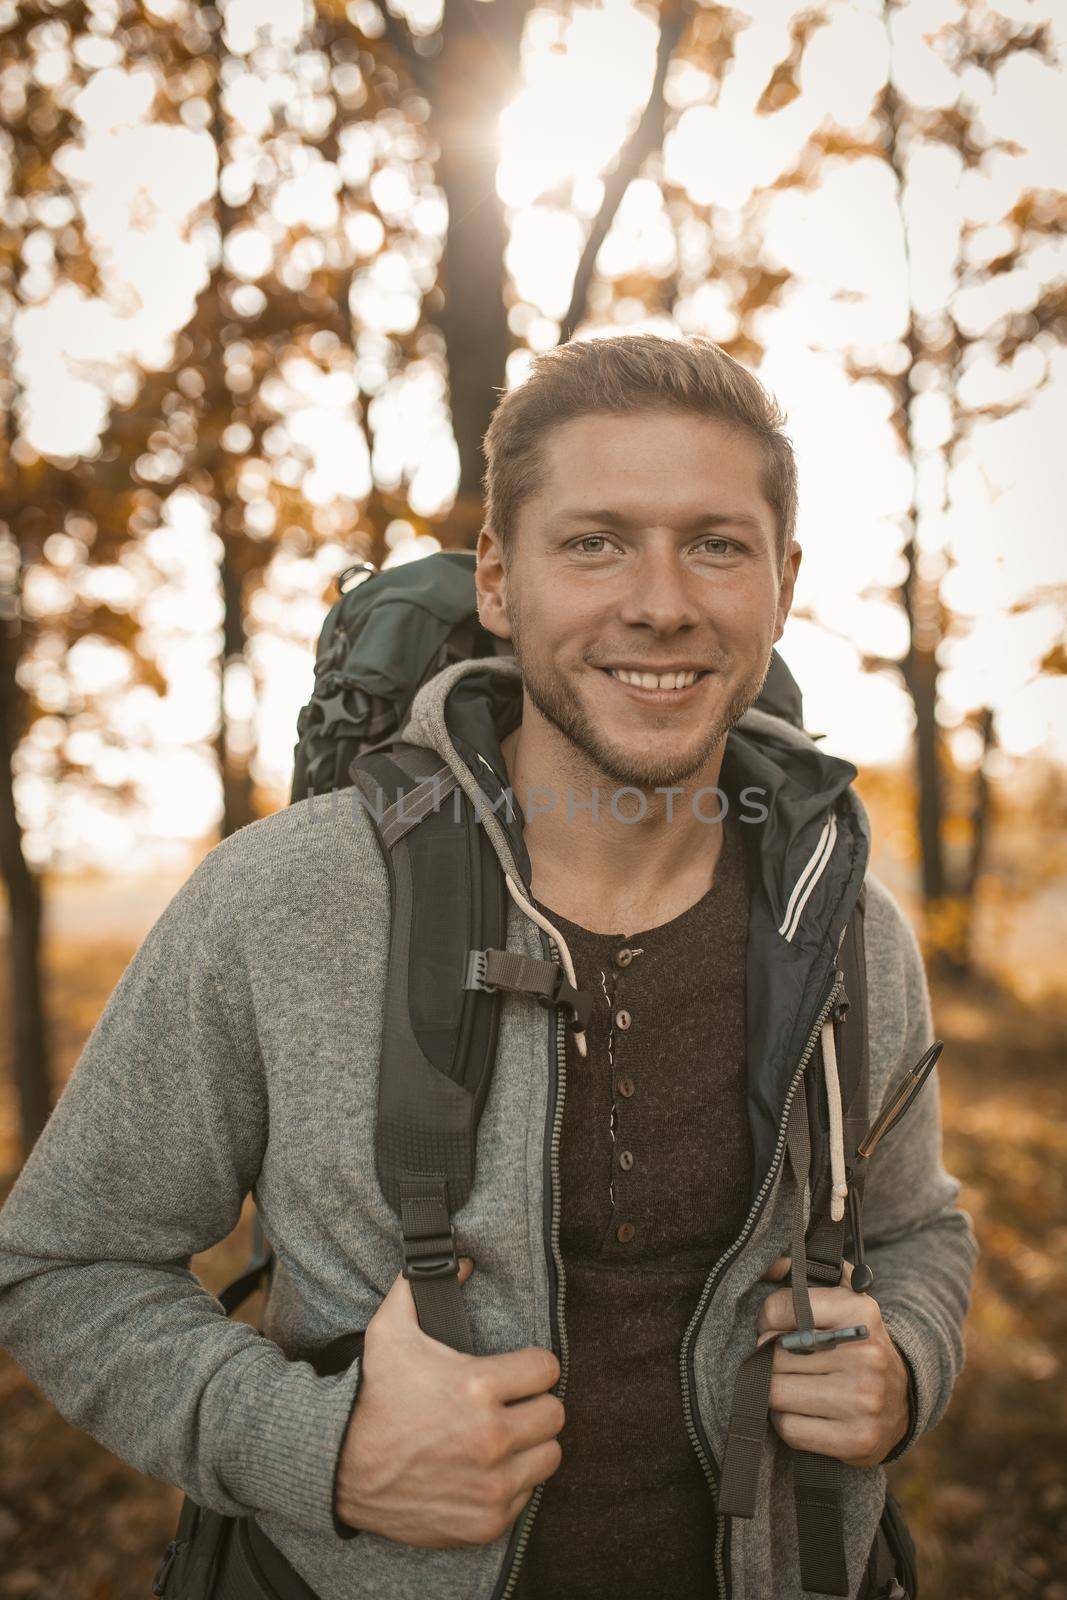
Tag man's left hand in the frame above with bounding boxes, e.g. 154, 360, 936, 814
755, 1257, 910, 1469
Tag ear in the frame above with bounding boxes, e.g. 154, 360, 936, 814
476, 526, 513, 642
772, 540, 802, 645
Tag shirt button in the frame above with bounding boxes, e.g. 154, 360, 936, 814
616, 1222, 636, 1243
619, 1150, 634, 1171
615, 1008, 632, 1030
615, 947, 633, 968
617, 1076, 635, 1098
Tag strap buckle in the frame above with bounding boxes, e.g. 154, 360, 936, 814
464, 948, 593, 1033
464, 949, 491, 992
403, 1244, 459, 1281
549, 972, 593, 1033
400, 1201, 460, 1283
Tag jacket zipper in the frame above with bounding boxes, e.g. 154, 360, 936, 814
677, 968, 845, 1600
490, 939, 570, 1599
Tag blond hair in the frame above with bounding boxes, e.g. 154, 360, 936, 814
481, 334, 796, 564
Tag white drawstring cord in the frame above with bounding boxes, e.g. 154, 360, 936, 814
504, 875, 589, 1059
821, 1016, 849, 1222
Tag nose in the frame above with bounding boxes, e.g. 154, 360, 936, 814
616, 541, 703, 634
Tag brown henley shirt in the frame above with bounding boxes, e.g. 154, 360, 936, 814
515, 809, 754, 1600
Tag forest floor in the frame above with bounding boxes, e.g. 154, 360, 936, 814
0, 932, 1065, 1599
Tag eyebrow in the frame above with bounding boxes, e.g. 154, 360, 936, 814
552, 507, 765, 533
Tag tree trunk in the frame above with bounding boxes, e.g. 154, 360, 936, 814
956, 706, 996, 975
0, 628, 51, 1157
880, 64, 949, 920
899, 537, 946, 905
430, 0, 526, 545
215, 542, 255, 838
207, 49, 255, 838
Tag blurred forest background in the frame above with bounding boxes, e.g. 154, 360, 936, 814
1, 0, 1065, 1595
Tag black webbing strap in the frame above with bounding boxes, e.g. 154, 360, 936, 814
792, 895, 870, 1595
352, 740, 499, 1359
716, 1333, 777, 1519
718, 1086, 815, 1518
399, 1177, 474, 1354
718, 1084, 852, 1594
379, 767, 458, 848
793, 1449, 851, 1598
781, 1073, 854, 1598
792, 893, 869, 1598
465, 948, 593, 1033
800, 1167, 847, 1285
804, 888, 870, 1289
785, 1080, 818, 1340
790, 1325, 857, 1581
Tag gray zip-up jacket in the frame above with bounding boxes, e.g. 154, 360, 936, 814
0, 657, 977, 1600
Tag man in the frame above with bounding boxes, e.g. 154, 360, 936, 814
0, 335, 976, 1600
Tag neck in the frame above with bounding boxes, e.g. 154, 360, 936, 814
500, 699, 728, 935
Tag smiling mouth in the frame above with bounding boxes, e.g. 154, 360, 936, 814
603, 667, 709, 692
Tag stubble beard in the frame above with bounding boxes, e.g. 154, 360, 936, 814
507, 605, 770, 791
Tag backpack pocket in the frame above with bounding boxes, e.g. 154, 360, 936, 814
861, 1485, 919, 1599
881, 1486, 919, 1597
152, 1497, 233, 1598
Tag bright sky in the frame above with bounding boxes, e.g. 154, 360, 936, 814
8, 0, 1067, 868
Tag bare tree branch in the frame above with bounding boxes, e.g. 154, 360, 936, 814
560, 0, 691, 342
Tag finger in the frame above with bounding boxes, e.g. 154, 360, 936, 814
380, 1257, 476, 1325
507, 1437, 565, 1500
768, 1410, 857, 1459
504, 1484, 537, 1532
768, 1345, 847, 1375
479, 1343, 562, 1403
501, 1391, 566, 1454
761, 1255, 791, 1283
754, 1261, 858, 1329
768, 1374, 849, 1419
757, 1285, 879, 1336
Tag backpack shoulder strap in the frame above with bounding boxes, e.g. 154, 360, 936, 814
838, 879, 870, 1182
803, 879, 869, 1287
792, 881, 871, 1596
216, 741, 505, 1357
222, 738, 592, 1359
351, 741, 507, 1355
720, 883, 871, 1594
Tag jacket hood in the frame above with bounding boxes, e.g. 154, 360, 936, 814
401, 654, 870, 937
401, 655, 871, 1183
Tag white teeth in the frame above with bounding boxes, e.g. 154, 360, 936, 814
611, 669, 699, 690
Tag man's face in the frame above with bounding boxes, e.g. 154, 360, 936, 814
476, 409, 801, 790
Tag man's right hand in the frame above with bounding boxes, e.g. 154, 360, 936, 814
335, 1258, 565, 1547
